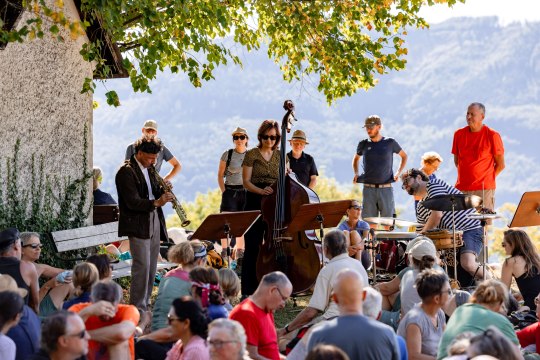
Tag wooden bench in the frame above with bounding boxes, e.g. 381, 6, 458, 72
51, 221, 175, 279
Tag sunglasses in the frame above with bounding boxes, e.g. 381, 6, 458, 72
65, 329, 87, 339
22, 243, 42, 249
349, 205, 362, 210
233, 135, 246, 140
261, 135, 277, 141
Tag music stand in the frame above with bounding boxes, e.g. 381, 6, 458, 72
191, 211, 261, 268
288, 200, 351, 264
509, 191, 540, 228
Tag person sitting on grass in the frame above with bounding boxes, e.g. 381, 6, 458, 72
62, 262, 100, 310
218, 268, 240, 312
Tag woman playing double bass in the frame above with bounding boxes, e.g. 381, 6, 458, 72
241, 120, 281, 296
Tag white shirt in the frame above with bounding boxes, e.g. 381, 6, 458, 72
134, 156, 155, 201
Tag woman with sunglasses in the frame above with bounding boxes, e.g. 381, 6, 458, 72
20, 232, 73, 317
241, 120, 281, 297
397, 269, 449, 360
500, 228, 540, 311
217, 127, 249, 264
165, 296, 209, 360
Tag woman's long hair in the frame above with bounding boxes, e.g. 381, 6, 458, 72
504, 228, 540, 277
172, 296, 208, 339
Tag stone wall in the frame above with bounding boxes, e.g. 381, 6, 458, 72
0, 0, 93, 222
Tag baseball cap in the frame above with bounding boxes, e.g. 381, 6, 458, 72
410, 238, 437, 260
0, 228, 20, 249
363, 115, 382, 128
290, 129, 309, 144
0, 274, 28, 298
143, 120, 158, 131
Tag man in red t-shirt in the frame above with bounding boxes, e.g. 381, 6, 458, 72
452, 102, 505, 215
229, 271, 292, 360
69, 280, 139, 360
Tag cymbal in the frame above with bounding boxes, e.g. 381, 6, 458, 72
364, 217, 422, 227
422, 194, 482, 212
467, 213, 502, 220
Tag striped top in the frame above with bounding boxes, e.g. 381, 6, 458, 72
416, 178, 480, 231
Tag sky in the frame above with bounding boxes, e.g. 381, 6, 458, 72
420, 0, 540, 25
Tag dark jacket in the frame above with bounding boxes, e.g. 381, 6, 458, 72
115, 156, 167, 241
28, 349, 86, 360
7, 305, 41, 360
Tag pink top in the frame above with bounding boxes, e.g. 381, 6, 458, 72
165, 335, 209, 360
166, 268, 190, 281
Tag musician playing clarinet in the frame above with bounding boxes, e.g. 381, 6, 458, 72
116, 136, 174, 328
400, 168, 489, 284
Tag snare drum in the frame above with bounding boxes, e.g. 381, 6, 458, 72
425, 230, 464, 250
375, 232, 417, 273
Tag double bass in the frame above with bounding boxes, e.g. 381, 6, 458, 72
256, 100, 321, 294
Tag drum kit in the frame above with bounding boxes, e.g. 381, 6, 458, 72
364, 194, 502, 287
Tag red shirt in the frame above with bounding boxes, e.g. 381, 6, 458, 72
517, 322, 540, 351
451, 125, 504, 191
229, 298, 280, 360
69, 303, 140, 360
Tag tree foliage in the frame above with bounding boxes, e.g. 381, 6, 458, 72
2, 0, 462, 105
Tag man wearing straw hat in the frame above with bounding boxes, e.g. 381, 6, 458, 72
287, 129, 318, 189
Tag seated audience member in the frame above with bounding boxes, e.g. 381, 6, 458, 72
501, 229, 540, 311
21, 232, 73, 317
307, 269, 400, 359
400, 238, 438, 315
397, 269, 449, 360
93, 167, 117, 205
230, 271, 292, 360
208, 318, 249, 360
445, 332, 475, 359
218, 268, 240, 312
305, 344, 350, 360
517, 291, 540, 355
467, 326, 522, 360
2, 274, 41, 360
277, 230, 368, 341
437, 279, 519, 359
190, 267, 228, 321
62, 262, 100, 310
69, 280, 139, 359
152, 241, 207, 331
85, 254, 113, 280
165, 296, 209, 360
0, 228, 39, 313
337, 200, 371, 269
29, 310, 89, 360
0, 288, 24, 360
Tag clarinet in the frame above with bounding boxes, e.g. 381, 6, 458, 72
148, 166, 191, 227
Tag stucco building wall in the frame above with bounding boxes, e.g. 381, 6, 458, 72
0, 0, 93, 220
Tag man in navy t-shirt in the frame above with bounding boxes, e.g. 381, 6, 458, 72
352, 115, 408, 218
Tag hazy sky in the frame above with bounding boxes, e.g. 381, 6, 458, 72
420, 0, 540, 25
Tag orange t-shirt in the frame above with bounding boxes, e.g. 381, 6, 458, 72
451, 125, 504, 191
69, 303, 140, 360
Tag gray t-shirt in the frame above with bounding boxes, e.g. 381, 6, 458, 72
220, 149, 246, 186
397, 303, 446, 357
308, 315, 400, 360
400, 269, 421, 315
125, 143, 174, 173
0, 334, 16, 360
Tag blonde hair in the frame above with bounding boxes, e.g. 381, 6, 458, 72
168, 242, 195, 265
92, 167, 103, 191
73, 262, 99, 296
470, 279, 508, 307
218, 268, 240, 299
421, 152, 443, 165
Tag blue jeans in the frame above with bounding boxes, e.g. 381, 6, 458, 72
362, 186, 395, 218
461, 227, 483, 255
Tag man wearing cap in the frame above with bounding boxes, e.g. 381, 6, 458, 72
116, 137, 174, 328
125, 119, 182, 181
0, 228, 39, 313
352, 115, 408, 219
452, 102, 505, 218
286, 129, 318, 189
401, 168, 487, 283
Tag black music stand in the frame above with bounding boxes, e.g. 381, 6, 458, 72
191, 211, 261, 268
509, 191, 540, 228
288, 200, 351, 264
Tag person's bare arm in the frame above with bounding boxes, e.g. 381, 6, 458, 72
246, 344, 273, 360
217, 160, 227, 192
88, 321, 136, 345
76, 301, 116, 321
163, 157, 182, 182
454, 154, 459, 168
243, 166, 273, 195
21, 261, 39, 313
406, 324, 436, 360
277, 306, 319, 338
36, 263, 65, 279
352, 154, 361, 183
375, 275, 401, 296
394, 149, 408, 181
494, 154, 505, 177
308, 175, 317, 189
500, 258, 514, 289
420, 211, 443, 233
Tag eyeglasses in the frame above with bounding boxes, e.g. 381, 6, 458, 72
208, 339, 238, 349
65, 329, 87, 339
168, 314, 182, 325
233, 135, 246, 140
442, 288, 452, 296
349, 205, 361, 210
261, 135, 277, 141
22, 243, 42, 249
275, 287, 289, 302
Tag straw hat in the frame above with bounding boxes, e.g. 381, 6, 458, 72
0, 274, 28, 298
290, 129, 309, 144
